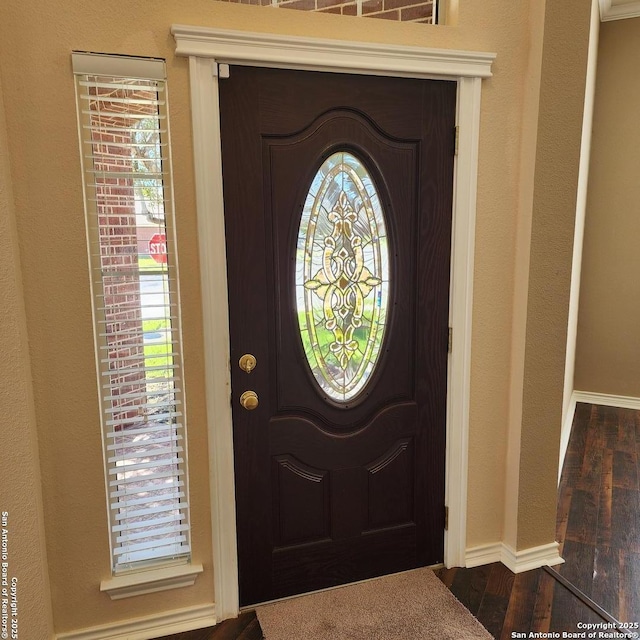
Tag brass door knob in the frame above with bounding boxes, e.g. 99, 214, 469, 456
239, 390, 259, 411
239, 354, 257, 373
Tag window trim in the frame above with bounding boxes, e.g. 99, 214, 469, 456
100, 562, 203, 601
73, 52, 196, 593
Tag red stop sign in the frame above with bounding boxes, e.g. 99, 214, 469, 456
148, 233, 167, 264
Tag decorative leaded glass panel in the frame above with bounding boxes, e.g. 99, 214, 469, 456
295, 151, 390, 403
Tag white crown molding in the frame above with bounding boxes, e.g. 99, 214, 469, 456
55, 603, 216, 640
171, 26, 495, 79
466, 542, 564, 574
599, 0, 640, 21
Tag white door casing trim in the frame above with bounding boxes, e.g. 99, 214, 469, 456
172, 25, 495, 620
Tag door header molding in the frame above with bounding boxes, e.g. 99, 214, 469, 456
172, 25, 495, 79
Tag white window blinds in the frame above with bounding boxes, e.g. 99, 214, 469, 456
73, 53, 190, 572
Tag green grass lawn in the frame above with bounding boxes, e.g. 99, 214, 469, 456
138, 255, 166, 271
142, 317, 170, 333
138, 254, 173, 379
144, 341, 173, 380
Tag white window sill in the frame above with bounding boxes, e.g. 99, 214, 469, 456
100, 563, 204, 600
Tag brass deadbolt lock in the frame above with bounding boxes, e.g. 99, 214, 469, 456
239, 354, 257, 373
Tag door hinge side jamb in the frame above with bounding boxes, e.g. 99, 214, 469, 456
448, 327, 453, 353
444, 505, 449, 530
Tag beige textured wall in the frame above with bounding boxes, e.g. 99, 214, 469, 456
517, 0, 591, 550
0, 73, 55, 640
575, 17, 640, 398
0, 0, 590, 633
504, 0, 592, 552
503, 0, 547, 551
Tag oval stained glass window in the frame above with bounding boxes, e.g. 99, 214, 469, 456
295, 151, 390, 403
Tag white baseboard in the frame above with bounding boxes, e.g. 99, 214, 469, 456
559, 392, 578, 484
465, 542, 503, 568
466, 541, 564, 574
55, 603, 216, 640
573, 390, 640, 410
500, 542, 564, 574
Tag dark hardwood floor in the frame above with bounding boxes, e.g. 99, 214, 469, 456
557, 402, 640, 626
438, 402, 640, 638
158, 403, 640, 639
156, 612, 263, 640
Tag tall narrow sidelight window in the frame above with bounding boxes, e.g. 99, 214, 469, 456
73, 53, 190, 573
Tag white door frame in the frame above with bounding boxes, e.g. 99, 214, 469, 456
172, 25, 495, 621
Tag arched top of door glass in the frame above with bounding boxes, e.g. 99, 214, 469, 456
295, 150, 390, 403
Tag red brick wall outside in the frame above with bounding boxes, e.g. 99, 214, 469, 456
216, 0, 434, 22
86, 79, 188, 567
90, 86, 158, 430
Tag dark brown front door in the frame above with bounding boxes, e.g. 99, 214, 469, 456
220, 66, 456, 606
